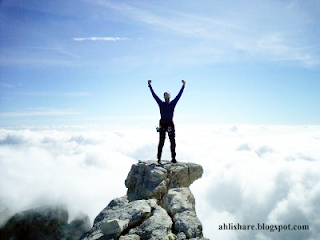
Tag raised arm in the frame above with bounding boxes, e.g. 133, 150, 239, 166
148, 80, 162, 104
171, 80, 186, 105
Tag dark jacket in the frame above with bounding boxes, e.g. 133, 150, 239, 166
149, 85, 185, 121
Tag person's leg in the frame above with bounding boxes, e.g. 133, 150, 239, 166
168, 123, 176, 162
157, 131, 165, 162
157, 120, 167, 163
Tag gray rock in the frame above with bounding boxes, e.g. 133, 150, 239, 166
164, 187, 195, 216
128, 205, 173, 240
125, 161, 203, 201
101, 219, 129, 239
94, 196, 129, 224
174, 210, 203, 239
177, 232, 187, 240
82, 197, 155, 240
81, 161, 208, 240
119, 234, 140, 240
164, 163, 202, 189
163, 187, 203, 239
107, 196, 130, 209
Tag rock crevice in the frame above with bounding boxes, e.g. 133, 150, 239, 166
81, 161, 207, 240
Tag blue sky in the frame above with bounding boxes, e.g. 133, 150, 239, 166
1, 2, 320, 238
0, 0, 320, 126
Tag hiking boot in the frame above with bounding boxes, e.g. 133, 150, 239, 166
157, 159, 162, 165
171, 159, 177, 163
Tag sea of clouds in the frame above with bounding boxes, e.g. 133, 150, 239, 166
0, 124, 320, 240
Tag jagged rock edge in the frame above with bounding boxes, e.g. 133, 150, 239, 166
120, 202, 157, 237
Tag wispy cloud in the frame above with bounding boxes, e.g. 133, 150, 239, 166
73, 37, 128, 41
5, 91, 91, 97
0, 109, 82, 117
63, 92, 91, 97
89, 0, 320, 68
19, 46, 81, 59
0, 54, 79, 68
0, 46, 82, 67
0, 83, 14, 89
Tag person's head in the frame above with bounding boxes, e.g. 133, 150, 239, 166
164, 92, 170, 102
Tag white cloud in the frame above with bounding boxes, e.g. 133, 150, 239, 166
0, 124, 320, 240
73, 37, 128, 41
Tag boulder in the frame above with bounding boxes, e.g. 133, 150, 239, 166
127, 205, 173, 240
119, 234, 140, 240
163, 187, 195, 216
101, 219, 129, 238
162, 187, 203, 238
82, 197, 156, 240
125, 161, 203, 201
174, 210, 203, 239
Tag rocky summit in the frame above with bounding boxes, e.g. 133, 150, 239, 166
81, 160, 207, 240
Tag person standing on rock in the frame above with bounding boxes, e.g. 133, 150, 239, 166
148, 79, 186, 164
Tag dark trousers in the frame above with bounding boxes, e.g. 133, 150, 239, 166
157, 119, 176, 160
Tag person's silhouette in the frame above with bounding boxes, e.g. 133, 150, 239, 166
148, 80, 186, 164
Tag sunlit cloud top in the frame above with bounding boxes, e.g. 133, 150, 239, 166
0, 124, 319, 239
